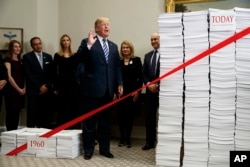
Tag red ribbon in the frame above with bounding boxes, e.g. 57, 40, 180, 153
6, 26, 250, 156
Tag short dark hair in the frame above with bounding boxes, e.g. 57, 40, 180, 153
30, 37, 41, 47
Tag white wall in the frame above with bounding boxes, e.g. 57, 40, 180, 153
59, 0, 165, 58
0, 0, 59, 54
37, 0, 58, 54
0, 0, 37, 52
0, 0, 165, 57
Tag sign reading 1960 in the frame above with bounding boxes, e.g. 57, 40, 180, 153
27, 136, 47, 154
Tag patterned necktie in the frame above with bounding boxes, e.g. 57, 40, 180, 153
38, 53, 43, 69
151, 50, 157, 75
102, 38, 109, 63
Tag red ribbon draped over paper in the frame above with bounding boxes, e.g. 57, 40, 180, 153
6, 26, 250, 156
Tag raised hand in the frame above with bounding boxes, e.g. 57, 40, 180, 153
87, 29, 97, 46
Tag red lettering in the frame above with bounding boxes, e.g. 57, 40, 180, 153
229, 15, 233, 22
211, 16, 216, 23
211, 15, 234, 23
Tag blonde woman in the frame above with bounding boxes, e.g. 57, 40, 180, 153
117, 40, 143, 148
53, 34, 78, 127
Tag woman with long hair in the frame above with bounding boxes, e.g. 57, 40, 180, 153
4, 40, 25, 131
53, 34, 78, 128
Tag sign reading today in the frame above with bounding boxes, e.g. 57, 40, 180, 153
27, 136, 47, 154
210, 10, 235, 31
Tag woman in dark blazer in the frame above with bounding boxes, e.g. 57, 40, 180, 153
117, 40, 143, 148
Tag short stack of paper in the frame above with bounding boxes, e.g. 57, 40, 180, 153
183, 10, 210, 167
56, 130, 82, 159
0, 128, 26, 155
36, 131, 57, 158
1, 128, 82, 159
157, 12, 184, 167
208, 8, 236, 167
16, 128, 50, 157
234, 7, 250, 151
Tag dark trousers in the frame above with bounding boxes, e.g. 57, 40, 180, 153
5, 108, 22, 131
79, 92, 112, 155
117, 96, 137, 142
56, 90, 77, 128
0, 94, 2, 111
145, 92, 159, 145
26, 93, 52, 128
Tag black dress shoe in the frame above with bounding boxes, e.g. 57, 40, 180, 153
142, 144, 155, 150
126, 140, 131, 148
118, 143, 125, 147
118, 138, 125, 147
127, 144, 131, 148
84, 153, 92, 160
100, 152, 114, 158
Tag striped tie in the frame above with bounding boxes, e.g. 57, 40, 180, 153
102, 38, 109, 63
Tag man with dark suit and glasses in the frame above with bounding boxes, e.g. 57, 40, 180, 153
142, 33, 160, 150
77, 17, 123, 160
23, 37, 54, 128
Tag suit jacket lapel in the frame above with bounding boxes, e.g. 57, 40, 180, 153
32, 52, 43, 70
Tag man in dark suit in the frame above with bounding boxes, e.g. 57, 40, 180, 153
23, 37, 54, 128
142, 33, 160, 150
77, 17, 123, 160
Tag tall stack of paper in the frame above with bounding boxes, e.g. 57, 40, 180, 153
56, 130, 82, 159
208, 9, 236, 167
0, 129, 26, 155
157, 12, 184, 167
234, 7, 250, 151
182, 10, 210, 167
156, 8, 250, 167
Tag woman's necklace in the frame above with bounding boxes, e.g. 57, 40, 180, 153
124, 58, 129, 65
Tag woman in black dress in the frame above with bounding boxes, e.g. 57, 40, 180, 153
117, 40, 143, 148
4, 40, 25, 131
53, 34, 78, 128
0, 53, 7, 112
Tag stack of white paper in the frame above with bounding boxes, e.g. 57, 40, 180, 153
157, 12, 184, 167
234, 7, 250, 150
182, 10, 210, 167
0, 129, 26, 155
56, 130, 82, 159
208, 8, 236, 167
16, 128, 50, 157
156, 7, 250, 167
35, 130, 57, 158
1, 128, 82, 159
